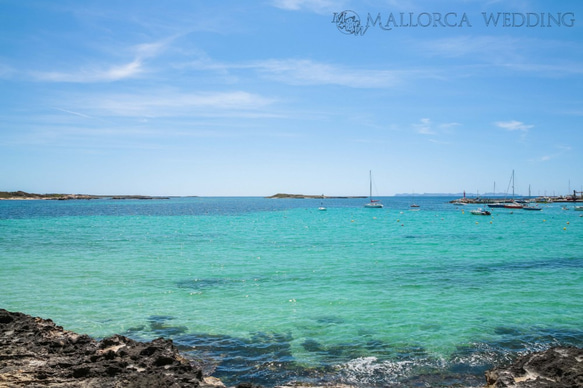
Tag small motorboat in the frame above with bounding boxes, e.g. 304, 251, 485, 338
470, 208, 491, 216
523, 205, 542, 211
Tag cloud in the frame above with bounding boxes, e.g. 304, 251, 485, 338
52, 108, 94, 119
29, 37, 174, 83
187, 57, 411, 89
495, 120, 534, 132
86, 90, 277, 118
255, 59, 403, 88
411, 118, 460, 138
31, 58, 144, 82
0, 62, 14, 78
271, 0, 341, 13
536, 145, 571, 162
413, 118, 434, 135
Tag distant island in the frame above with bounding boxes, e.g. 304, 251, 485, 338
266, 193, 366, 199
0, 191, 170, 200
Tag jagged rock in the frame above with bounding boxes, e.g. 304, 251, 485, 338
0, 309, 224, 387
485, 347, 583, 387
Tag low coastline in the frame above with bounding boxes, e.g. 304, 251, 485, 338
266, 193, 366, 199
2, 309, 583, 387
0, 191, 171, 201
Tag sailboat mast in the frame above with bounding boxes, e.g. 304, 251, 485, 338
369, 170, 372, 200
511, 170, 515, 199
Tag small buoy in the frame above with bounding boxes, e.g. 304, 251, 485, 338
401, 224, 404, 227
563, 227, 567, 230
397, 219, 400, 222
475, 221, 479, 224
490, 221, 492, 224
567, 221, 570, 225
373, 217, 376, 220
351, 220, 355, 222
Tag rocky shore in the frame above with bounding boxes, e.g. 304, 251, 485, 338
2, 309, 583, 387
0, 309, 224, 388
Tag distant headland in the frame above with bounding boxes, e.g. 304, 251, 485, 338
0, 191, 171, 200
266, 193, 366, 199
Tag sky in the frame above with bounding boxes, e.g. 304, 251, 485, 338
1, 0, 582, 197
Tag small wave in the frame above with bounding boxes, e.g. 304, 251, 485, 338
339, 356, 418, 385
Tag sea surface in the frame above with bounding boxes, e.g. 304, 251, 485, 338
1, 196, 582, 387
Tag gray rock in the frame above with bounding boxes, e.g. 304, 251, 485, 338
485, 347, 583, 387
0, 309, 221, 387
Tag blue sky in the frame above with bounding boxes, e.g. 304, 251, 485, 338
1, 0, 582, 196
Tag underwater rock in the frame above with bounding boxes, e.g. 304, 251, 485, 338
485, 346, 583, 387
0, 309, 223, 387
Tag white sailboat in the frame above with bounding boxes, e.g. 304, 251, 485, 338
364, 170, 383, 208
503, 170, 523, 209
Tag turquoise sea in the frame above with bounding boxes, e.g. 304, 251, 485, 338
1, 197, 582, 387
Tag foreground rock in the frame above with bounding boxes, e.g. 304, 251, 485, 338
0, 309, 223, 387
485, 347, 583, 387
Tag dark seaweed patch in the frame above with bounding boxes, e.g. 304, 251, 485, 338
121, 318, 583, 387
314, 316, 345, 325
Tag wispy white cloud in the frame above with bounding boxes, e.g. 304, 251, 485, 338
535, 145, 571, 162
52, 107, 94, 119
254, 59, 402, 88
29, 37, 174, 83
271, 0, 342, 13
412, 118, 460, 139
495, 120, 533, 132
413, 118, 434, 135
0, 62, 14, 78
31, 58, 144, 82
186, 56, 423, 88
438, 122, 461, 133
86, 90, 277, 118
420, 35, 583, 78
420, 36, 526, 62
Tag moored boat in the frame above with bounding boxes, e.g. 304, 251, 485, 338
523, 205, 542, 211
364, 171, 383, 208
470, 208, 491, 216
504, 201, 524, 209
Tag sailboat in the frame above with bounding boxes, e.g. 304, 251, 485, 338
488, 170, 523, 209
364, 170, 383, 208
503, 170, 523, 209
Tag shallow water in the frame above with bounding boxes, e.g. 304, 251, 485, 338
1, 197, 582, 386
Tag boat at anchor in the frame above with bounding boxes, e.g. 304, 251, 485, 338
364, 171, 383, 208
